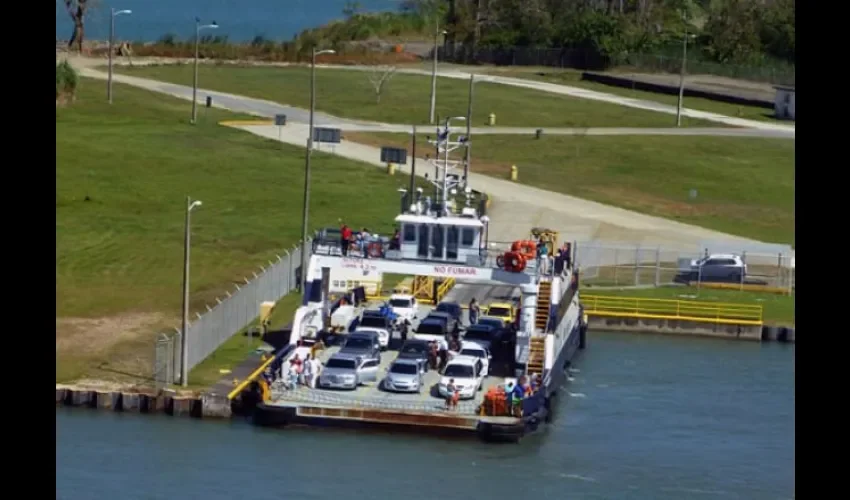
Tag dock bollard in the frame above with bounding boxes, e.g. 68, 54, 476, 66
510, 165, 518, 181
387, 163, 396, 175
488, 113, 496, 126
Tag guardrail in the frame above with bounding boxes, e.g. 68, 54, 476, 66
581, 295, 763, 326
227, 345, 295, 400
436, 278, 456, 303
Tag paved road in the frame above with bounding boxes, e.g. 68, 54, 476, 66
77, 66, 793, 139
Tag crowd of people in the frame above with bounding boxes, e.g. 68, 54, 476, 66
535, 241, 573, 276
338, 220, 401, 258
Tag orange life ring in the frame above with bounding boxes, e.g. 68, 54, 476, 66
503, 251, 526, 273
511, 240, 536, 260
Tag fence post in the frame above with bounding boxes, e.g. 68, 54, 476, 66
634, 245, 640, 286
613, 247, 619, 286
172, 327, 182, 386
777, 252, 783, 289
740, 251, 747, 291
654, 247, 661, 287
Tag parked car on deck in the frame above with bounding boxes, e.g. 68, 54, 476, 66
382, 358, 425, 393
318, 354, 380, 390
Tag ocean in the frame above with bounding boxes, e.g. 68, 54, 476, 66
56, 331, 795, 500
56, 0, 404, 43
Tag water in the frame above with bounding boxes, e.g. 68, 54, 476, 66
56, 332, 795, 500
56, 0, 403, 43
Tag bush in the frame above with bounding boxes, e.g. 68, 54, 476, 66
56, 60, 78, 102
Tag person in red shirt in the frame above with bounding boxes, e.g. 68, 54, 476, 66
340, 221, 352, 256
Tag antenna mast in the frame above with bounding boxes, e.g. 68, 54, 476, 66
426, 116, 469, 215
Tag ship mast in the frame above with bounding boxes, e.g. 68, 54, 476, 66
426, 116, 469, 216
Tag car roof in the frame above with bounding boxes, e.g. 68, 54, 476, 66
354, 327, 385, 333
466, 323, 495, 331
348, 330, 379, 338
390, 294, 414, 300
362, 309, 384, 315
447, 355, 479, 367
420, 317, 446, 324
478, 316, 504, 322
460, 341, 488, 350
487, 302, 513, 308
402, 339, 429, 346
330, 352, 361, 361
437, 301, 460, 307
706, 253, 741, 260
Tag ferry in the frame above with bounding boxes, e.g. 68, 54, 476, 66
250, 118, 588, 442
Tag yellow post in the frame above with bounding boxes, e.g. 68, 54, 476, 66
510, 165, 518, 181
387, 163, 396, 175
488, 113, 496, 126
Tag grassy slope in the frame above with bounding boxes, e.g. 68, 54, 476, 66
56, 78, 419, 382
113, 64, 719, 128
586, 287, 795, 325
345, 132, 795, 244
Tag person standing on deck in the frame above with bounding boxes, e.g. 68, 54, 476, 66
339, 220, 352, 257
469, 298, 480, 326
536, 241, 549, 275
359, 228, 371, 257
302, 354, 314, 388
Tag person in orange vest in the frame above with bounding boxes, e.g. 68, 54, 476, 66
339, 220, 352, 257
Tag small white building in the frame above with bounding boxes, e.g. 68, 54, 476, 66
774, 86, 795, 120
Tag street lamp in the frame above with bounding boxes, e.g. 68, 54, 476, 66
676, 31, 697, 127
300, 48, 336, 291
107, 8, 132, 104
428, 22, 448, 124
191, 18, 219, 124
181, 197, 203, 387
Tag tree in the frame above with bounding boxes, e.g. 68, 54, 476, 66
366, 63, 397, 104
64, 0, 97, 53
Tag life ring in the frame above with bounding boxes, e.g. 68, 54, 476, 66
496, 254, 506, 268
510, 240, 536, 260
503, 251, 526, 273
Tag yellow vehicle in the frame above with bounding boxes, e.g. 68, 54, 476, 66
483, 302, 515, 324
530, 227, 558, 255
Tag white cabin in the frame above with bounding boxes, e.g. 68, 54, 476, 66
394, 212, 484, 265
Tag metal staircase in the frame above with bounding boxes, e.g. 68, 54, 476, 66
526, 336, 546, 376
535, 280, 552, 332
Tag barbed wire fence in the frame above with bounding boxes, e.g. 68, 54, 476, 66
153, 239, 312, 391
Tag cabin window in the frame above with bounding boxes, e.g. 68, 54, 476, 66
461, 228, 475, 246
446, 226, 459, 259
431, 225, 445, 259
403, 224, 416, 242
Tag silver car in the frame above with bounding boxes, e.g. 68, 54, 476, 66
382, 358, 425, 393
318, 354, 380, 390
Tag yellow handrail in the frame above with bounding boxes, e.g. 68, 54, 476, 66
581, 294, 763, 326
435, 278, 456, 303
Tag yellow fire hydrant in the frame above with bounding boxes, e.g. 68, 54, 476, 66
510, 165, 518, 181
488, 113, 496, 126
387, 163, 396, 175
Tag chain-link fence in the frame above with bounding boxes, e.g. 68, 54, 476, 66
154, 239, 312, 387
574, 240, 795, 292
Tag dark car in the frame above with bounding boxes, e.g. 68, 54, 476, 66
476, 317, 506, 331
463, 324, 514, 374
339, 331, 382, 362
414, 319, 448, 341
358, 314, 394, 331
396, 339, 431, 373
424, 311, 459, 334
435, 301, 463, 324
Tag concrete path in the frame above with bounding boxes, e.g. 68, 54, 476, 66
78, 66, 794, 139
233, 122, 775, 254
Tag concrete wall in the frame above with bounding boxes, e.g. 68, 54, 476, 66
587, 315, 763, 341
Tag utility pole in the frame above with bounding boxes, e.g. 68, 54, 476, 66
676, 28, 690, 128
429, 18, 446, 124
181, 197, 202, 387
464, 73, 475, 188
107, 8, 132, 104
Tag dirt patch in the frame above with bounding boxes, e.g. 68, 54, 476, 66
56, 312, 176, 384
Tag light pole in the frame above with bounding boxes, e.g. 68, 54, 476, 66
676, 31, 696, 127
192, 18, 219, 125
181, 197, 203, 387
300, 48, 336, 291
107, 8, 132, 104
428, 21, 448, 124
464, 73, 475, 187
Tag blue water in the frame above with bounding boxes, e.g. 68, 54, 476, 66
56, 332, 795, 499
56, 0, 403, 43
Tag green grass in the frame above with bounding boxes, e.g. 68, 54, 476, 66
588, 286, 795, 325
185, 293, 303, 389
112, 64, 720, 128
466, 66, 782, 123
346, 132, 795, 244
56, 78, 423, 382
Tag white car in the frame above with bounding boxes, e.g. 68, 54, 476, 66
388, 294, 418, 323
353, 327, 390, 349
458, 341, 491, 377
437, 355, 485, 400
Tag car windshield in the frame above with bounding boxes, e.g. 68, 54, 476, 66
401, 343, 427, 355
444, 364, 474, 378
359, 317, 387, 328
463, 330, 491, 341
487, 307, 511, 317
389, 299, 411, 308
344, 337, 373, 350
390, 363, 418, 375
460, 348, 485, 358
416, 323, 444, 335
437, 303, 458, 314
326, 358, 356, 370
478, 318, 504, 328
